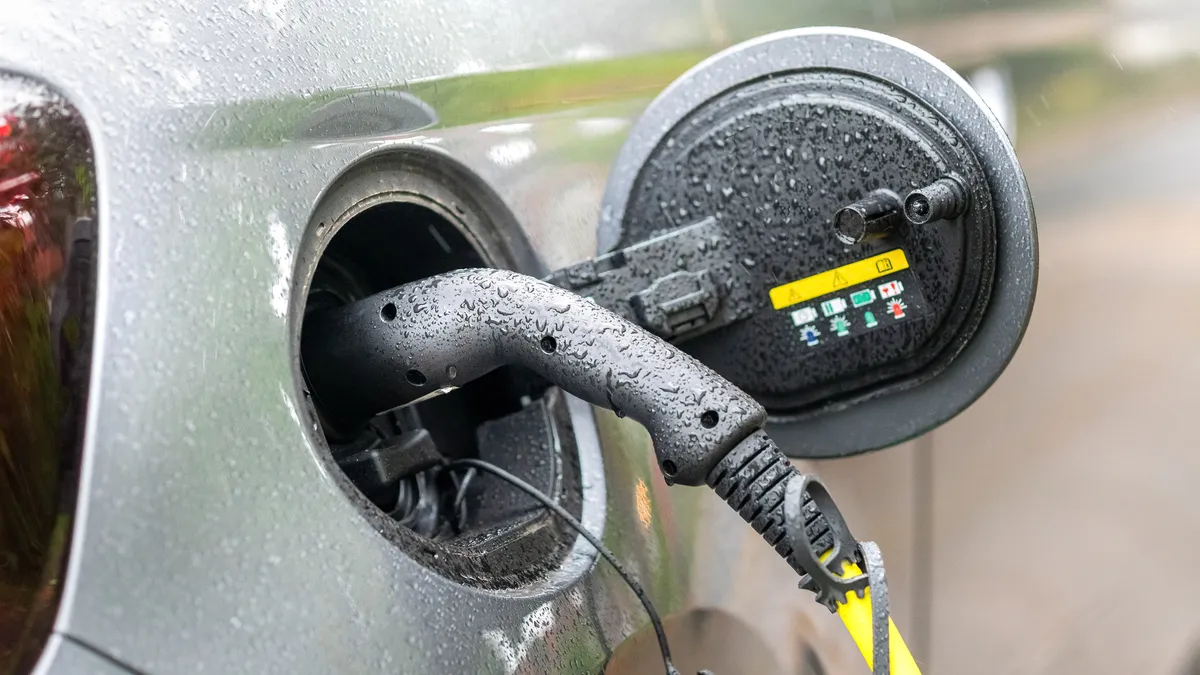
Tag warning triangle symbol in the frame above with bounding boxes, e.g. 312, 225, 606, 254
832, 270, 849, 288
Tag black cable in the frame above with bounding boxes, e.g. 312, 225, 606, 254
451, 466, 476, 532
448, 458, 681, 675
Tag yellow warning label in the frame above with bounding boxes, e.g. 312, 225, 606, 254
768, 249, 910, 310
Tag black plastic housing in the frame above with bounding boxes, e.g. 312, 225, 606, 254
616, 69, 996, 414
595, 29, 1038, 457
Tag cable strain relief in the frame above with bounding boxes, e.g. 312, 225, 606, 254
706, 430, 870, 610
706, 431, 831, 576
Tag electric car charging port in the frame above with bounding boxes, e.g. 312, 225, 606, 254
294, 153, 584, 588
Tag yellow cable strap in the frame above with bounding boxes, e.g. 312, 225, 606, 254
834, 559, 923, 675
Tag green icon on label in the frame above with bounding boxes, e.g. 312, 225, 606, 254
864, 311, 878, 328
850, 288, 876, 308
820, 297, 848, 316
831, 315, 851, 337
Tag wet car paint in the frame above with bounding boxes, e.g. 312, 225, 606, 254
2, 0, 1197, 673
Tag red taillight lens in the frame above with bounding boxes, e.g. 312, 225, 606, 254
0, 75, 96, 675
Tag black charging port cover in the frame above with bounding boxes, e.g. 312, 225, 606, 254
597, 29, 1037, 458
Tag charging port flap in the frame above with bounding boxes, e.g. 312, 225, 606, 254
549, 28, 1038, 458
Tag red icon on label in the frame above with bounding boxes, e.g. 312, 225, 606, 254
887, 298, 908, 319
879, 280, 904, 299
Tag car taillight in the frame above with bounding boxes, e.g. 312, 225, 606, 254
0, 74, 97, 674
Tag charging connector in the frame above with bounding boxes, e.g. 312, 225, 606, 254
302, 268, 920, 675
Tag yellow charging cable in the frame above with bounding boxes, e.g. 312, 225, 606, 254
833, 558, 923, 675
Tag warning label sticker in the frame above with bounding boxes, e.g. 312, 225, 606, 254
783, 269, 928, 351
768, 249, 910, 311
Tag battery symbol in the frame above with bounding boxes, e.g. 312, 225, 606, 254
879, 280, 904, 299
850, 288, 876, 308
820, 297, 848, 317
791, 306, 819, 326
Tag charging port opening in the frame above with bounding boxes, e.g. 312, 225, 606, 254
306, 200, 533, 477
295, 154, 583, 588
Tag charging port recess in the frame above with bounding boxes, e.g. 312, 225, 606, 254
293, 152, 586, 589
